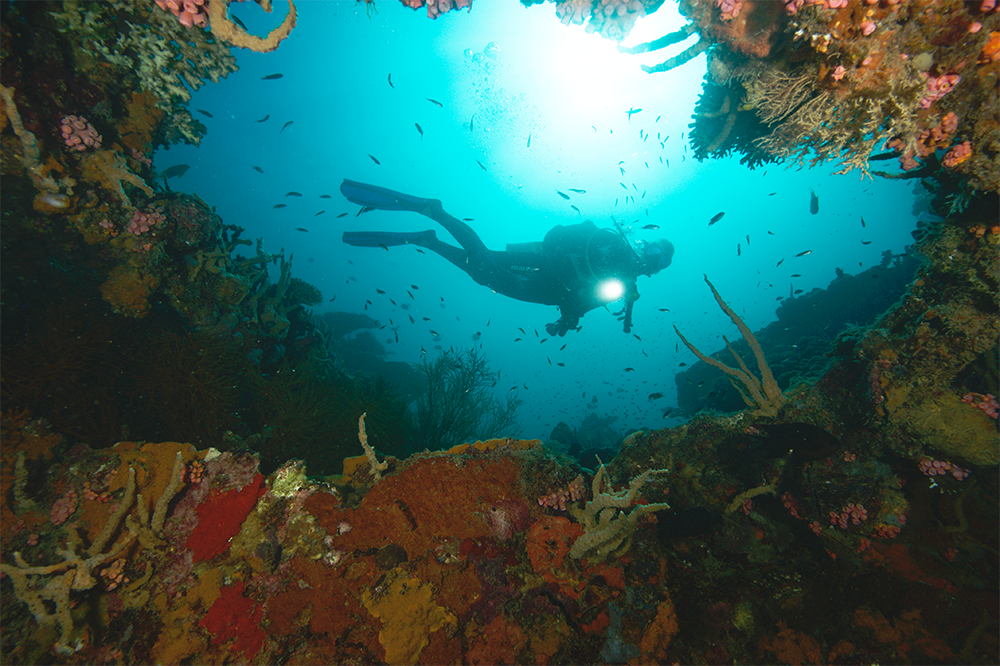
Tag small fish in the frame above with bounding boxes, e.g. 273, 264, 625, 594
160, 164, 190, 179
390, 298, 397, 305
230, 14, 247, 30
470, 114, 475, 132
295, 227, 308, 232
409, 315, 415, 324
272, 204, 287, 209
394, 331, 399, 342
407, 290, 414, 300
411, 284, 419, 290
514, 338, 522, 342
547, 357, 552, 365
626, 107, 642, 122
809, 188, 819, 215
526, 132, 531, 148
356, 206, 374, 216
476, 159, 487, 171
571, 205, 581, 214
591, 125, 598, 132
329, 296, 336, 302
559, 344, 566, 351
737, 243, 741, 256
518, 327, 525, 334
421, 346, 427, 355
557, 362, 565, 367
196, 108, 213, 118
655, 115, 661, 122
746, 234, 750, 245
336, 212, 348, 218
768, 192, 777, 196
429, 330, 439, 337
315, 211, 325, 216
657, 308, 670, 312
376, 289, 386, 295
620, 182, 628, 190
679, 362, 687, 367
462, 218, 475, 222
776, 258, 785, 267
387, 73, 394, 88
415, 249, 425, 254
791, 273, 802, 278
261, 73, 283, 80
378, 244, 389, 251
709, 212, 725, 226
368, 154, 381, 165
633, 334, 641, 341
861, 216, 866, 228
568, 188, 586, 194
415, 123, 423, 140
472, 331, 481, 341
256, 115, 270, 123
768, 230, 776, 235
795, 250, 812, 257
556, 190, 570, 200
252, 166, 263, 174
624, 367, 635, 372
642, 224, 659, 230
286, 191, 303, 197
648, 392, 664, 400
861, 240, 872, 245
426, 98, 443, 107
794, 289, 803, 294
279, 121, 294, 133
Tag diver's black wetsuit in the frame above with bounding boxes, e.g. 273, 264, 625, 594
341, 180, 646, 335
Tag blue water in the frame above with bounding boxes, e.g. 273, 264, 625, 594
156, 0, 921, 440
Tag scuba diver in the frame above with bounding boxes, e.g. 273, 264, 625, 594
340, 179, 674, 337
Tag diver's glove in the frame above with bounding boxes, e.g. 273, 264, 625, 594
545, 316, 577, 337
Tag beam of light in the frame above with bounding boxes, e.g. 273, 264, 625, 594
596, 278, 625, 302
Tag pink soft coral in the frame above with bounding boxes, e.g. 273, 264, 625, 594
586, 0, 645, 41
556, 0, 593, 26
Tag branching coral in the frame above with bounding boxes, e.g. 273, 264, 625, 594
744, 64, 925, 174
567, 460, 670, 562
674, 275, 787, 418
52, 0, 238, 144
413, 348, 521, 451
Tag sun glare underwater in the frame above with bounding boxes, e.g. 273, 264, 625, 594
159, 0, 925, 436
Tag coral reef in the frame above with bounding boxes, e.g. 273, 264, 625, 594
605, 0, 1000, 192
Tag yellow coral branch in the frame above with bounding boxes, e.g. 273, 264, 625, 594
209, 0, 297, 53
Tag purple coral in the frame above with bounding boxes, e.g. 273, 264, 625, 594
127, 206, 166, 236
556, 0, 592, 25
920, 73, 961, 109
482, 498, 530, 540
155, 0, 209, 29
587, 0, 645, 41
424, 0, 472, 19
60, 115, 102, 152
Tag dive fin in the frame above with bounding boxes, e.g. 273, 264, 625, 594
341, 179, 441, 213
343, 230, 436, 248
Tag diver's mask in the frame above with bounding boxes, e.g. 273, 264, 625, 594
639, 239, 674, 275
